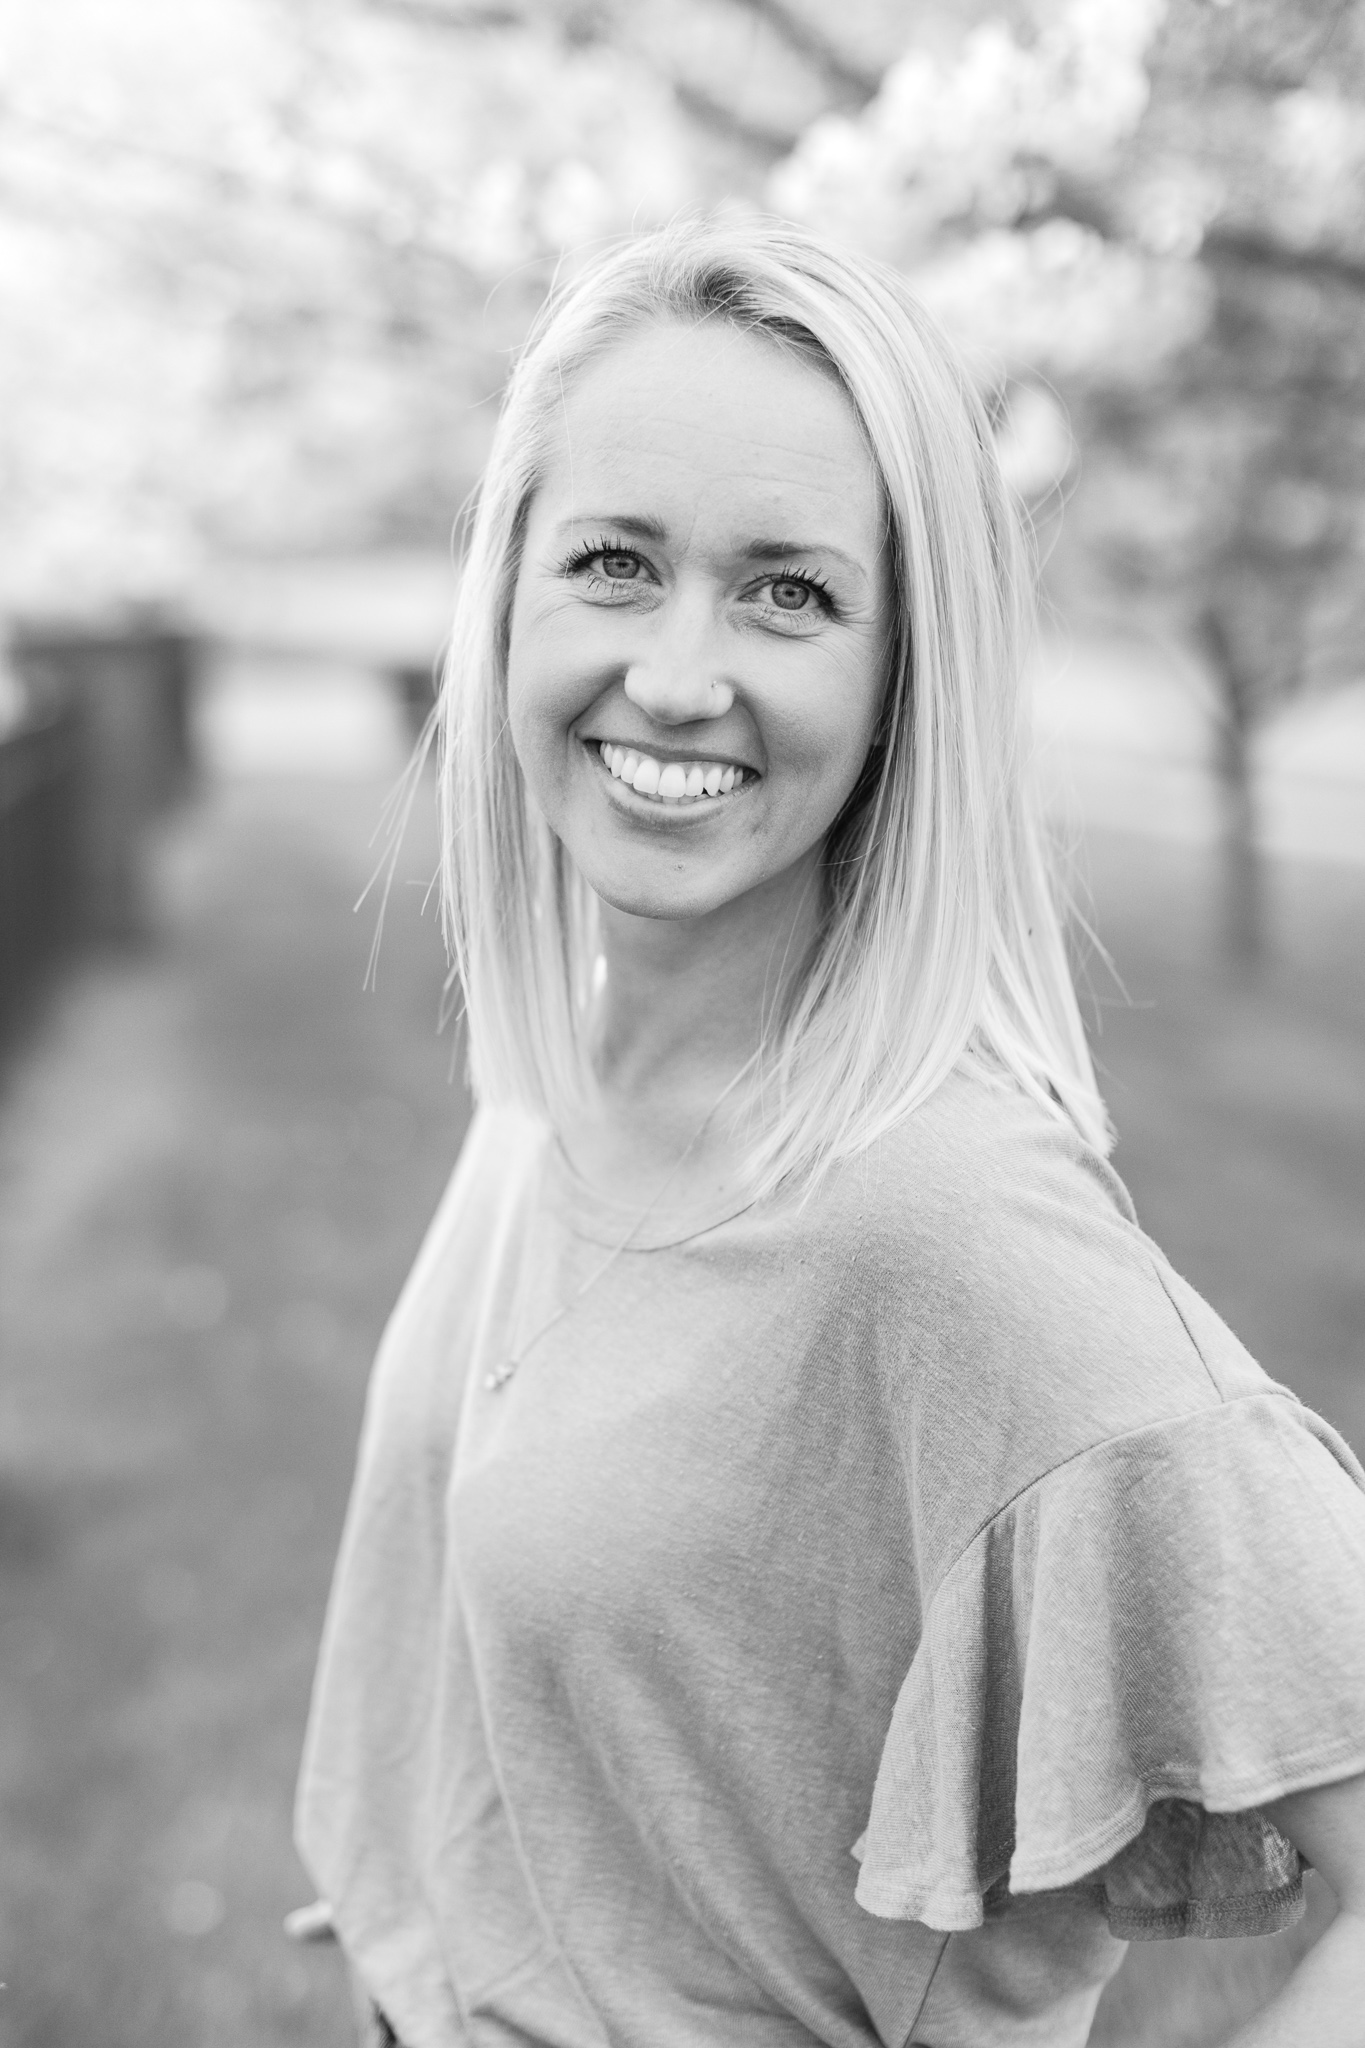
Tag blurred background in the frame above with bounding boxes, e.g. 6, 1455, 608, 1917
0, 0, 1362, 2042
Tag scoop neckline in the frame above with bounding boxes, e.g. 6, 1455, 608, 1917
540, 1127, 760, 1250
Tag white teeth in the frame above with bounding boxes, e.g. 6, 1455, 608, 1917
594, 745, 752, 803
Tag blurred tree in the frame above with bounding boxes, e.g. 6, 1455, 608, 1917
2, 0, 1361, 963
0, 0, 713, 608
0, 0, 958, 610
1074, 5, 1365, 961
773, 0, 1365, 961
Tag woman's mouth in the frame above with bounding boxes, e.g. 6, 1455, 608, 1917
592, 741, 752, 805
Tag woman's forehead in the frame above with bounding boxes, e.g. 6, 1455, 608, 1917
534, 319, 881, 542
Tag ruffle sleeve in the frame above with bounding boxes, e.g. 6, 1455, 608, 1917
853, 1392, 1365, 1940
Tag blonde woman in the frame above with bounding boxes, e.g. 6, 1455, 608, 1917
295, 219, 1365, 2047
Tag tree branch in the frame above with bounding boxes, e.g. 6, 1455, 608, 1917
1022, 177, 1365, 298
0, 101, 486, 289
1202, 224, 1365, 295
731, 0, 881, 106
670, 79, 800, 160
363, 0, 527, 27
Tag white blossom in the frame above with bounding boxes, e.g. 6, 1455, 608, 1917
767, 0, 1210, 389
1268, 87, 1365, 250
771, 0, 1167, 265
913, 221, 1211, 385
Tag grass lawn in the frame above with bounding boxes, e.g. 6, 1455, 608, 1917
0, 771, 467, 2047
1084, 831, 1365, 1453
1081, 833, 1365, 2046
0, 771, 1360, 2048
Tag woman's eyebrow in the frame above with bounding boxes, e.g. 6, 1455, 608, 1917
553, 513, 669, 542
742, 538, 866, 580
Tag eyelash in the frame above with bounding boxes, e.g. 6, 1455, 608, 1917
559, 537, 837, 617
560, 535, 638, 582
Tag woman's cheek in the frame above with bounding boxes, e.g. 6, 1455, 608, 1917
762, 676, 872, 811
507, 652, 601, 825
505, 651, 564, 809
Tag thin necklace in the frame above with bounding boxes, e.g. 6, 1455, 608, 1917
484, 1058, 755, 1393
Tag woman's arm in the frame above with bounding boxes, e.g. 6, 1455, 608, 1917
1223, 1771, 1365, 2046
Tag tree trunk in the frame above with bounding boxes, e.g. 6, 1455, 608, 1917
1197, 606, 1265, 969
1215, 705, 1263, 967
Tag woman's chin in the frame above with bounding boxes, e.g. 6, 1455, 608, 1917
557, 804, 759, 923
578, 839, 822, 931
585, 864, 750, 924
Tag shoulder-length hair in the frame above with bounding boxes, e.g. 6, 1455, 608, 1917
436, 214, 1110, 1195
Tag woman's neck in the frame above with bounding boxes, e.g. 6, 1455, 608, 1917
593, 850, 823, 1127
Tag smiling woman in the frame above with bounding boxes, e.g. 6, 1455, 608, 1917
295, 219, 1365, 2048
431, 224, 1110, 1207
507, 319, 889, 972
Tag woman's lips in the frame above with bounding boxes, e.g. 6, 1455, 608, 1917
589, 740, 755, 804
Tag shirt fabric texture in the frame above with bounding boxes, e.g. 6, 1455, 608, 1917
296, 1066, 1365, 2048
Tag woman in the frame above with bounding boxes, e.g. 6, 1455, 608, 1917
296, 218, 1365, 2047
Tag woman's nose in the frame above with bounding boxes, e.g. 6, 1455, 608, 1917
622, 665, 735, 725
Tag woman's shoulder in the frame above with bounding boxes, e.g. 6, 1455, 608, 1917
407, 1100, 544, 1255
820, 1064, 1285, 1487
833, 1060, 1140, 1300
366, 1103, 547, 1372
862, 1060, 1136, 1239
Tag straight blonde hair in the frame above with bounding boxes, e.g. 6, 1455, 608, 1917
436, 215, 1110, 1195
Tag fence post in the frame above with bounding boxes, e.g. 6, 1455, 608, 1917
9, 623, 198, 942
0, 689, 83, 1044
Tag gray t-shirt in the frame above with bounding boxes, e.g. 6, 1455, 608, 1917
296, 1066, 1365, 2048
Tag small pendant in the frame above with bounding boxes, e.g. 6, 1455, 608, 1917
485, 1358, 517, 1391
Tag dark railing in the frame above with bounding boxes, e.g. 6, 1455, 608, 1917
0, 625, 198, 1047
0, 690, 82, 1043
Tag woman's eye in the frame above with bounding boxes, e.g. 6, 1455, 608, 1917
599, 551, 640, 581
769, 578, 812, 612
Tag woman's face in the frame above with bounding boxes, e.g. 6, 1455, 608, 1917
506, 318, 892, 923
